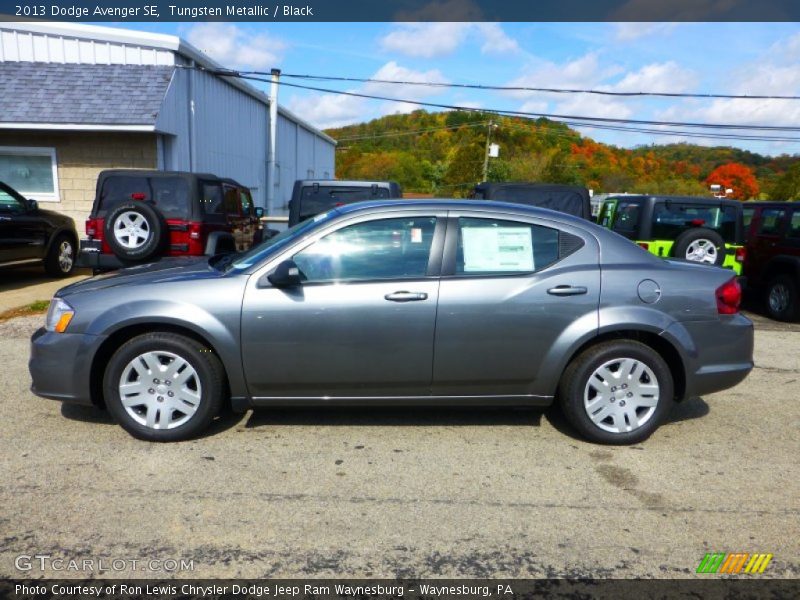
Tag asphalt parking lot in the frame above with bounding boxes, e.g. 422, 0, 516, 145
1, 308, 798, 580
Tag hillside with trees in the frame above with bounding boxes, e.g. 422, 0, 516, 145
325, 110, 800, 200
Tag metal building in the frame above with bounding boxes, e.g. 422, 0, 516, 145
0, 21, 335, 225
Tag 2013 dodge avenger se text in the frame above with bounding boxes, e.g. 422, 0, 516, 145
29, 200, 754, 444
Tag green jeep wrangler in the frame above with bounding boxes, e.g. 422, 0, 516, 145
597, 195, 745, 275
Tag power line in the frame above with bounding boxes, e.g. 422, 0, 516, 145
242, 69, 800, 101
188, 66, 800, 141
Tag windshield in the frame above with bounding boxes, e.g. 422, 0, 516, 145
221, 210, 339, 272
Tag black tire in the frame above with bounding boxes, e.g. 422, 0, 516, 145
765, 274, 800, 322
672, 228, 726, 267
558, 340, 674, 445
103, 333, 226, 442
103, 202, 166, 262
43, 233, 76, 278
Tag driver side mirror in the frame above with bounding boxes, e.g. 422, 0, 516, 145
254, 207, 264, 218
266, 260, 302, 288
26, 199, 38, 211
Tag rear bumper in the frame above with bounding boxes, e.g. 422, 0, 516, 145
29, 327, 102, 406
75, 239, 125, 271
667, 314, 754, 400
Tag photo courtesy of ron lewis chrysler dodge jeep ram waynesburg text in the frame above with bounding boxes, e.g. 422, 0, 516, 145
29, 200, 754, 444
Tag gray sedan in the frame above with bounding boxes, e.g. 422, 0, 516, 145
29, 200, 753, 444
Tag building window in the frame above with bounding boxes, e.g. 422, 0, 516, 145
0, 147, 60, 202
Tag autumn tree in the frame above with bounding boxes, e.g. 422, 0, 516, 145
767, 162, 800, 200
704, 163, 760, 200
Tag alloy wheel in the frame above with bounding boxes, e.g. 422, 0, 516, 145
58, 240, 74, 273
113, 212, 151, 249
768, 283, 790, 315
685, 239, 718, 264
584, 357, 660, 433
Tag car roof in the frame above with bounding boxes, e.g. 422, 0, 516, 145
294, 179, 399, 187
605, 194, 743, 207
98, 169, 220, 180
333, 198, 594, 226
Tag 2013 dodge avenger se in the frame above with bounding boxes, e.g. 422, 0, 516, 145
29, 200, 754, 444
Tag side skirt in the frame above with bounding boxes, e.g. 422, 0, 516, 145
245, 394, 553, 408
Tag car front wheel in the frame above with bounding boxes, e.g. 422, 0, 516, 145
103, 333, 225, 442
559, 340, 674, 444
44, 234, 76, 277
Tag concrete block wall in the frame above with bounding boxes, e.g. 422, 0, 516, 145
0, 131, 157, 227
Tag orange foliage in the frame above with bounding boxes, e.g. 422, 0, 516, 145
704, 163, 760, 200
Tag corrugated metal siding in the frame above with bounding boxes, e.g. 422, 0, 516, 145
156, 66, 268, 208
0, 28, 174, 65
274, 113, 336, 214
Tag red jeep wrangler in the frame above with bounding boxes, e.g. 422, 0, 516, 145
78, 170, 263, 271
742, 201, 800, 321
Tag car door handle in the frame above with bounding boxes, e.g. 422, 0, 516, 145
547, 285, 588, 296
384, 291, 428, 302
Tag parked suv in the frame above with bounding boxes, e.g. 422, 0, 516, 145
78, 170, 263, 271
288, 180, 402, 226
0, 181, 78, 277
597, 195, 745, 274
742, 202, 800, 321
471, 182, 593, 220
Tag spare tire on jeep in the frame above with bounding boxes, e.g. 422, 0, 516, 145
104, 202, 167, 262
672, 228, 726, 267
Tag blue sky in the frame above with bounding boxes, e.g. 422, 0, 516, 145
105, 21, 800, 155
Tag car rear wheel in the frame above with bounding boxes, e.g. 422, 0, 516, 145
559, 340, 674, 444
44, 234, 76, 277
104, 202, 166, 262
103, 333, 225, 442
765, 275, 800, 322
672, 228, 726, 267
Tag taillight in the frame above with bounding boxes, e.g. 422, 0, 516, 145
188, 221, 202, 240
735, 247, 746, 263
637, 242, 650, 250
131, 192, 146, 200
716, 278, 741, 315
86, 218, 98, 238
690, 218, 706, 226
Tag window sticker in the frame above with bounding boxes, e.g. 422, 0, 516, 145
410, 227, 423, 243
462, 226, 534, 272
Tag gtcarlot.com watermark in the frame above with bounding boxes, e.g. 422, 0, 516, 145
15, 553, 194, 573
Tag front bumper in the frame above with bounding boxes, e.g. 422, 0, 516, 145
29, 327, 103, 406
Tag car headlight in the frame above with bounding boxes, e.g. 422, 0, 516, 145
45, 298, 75, 333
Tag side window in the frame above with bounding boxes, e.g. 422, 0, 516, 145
0, 188, 25, 213
758, 209, 786, 235
455, 217, 560, 275
788, 209, 800, 239
223, 186, 240, 216
599, 201, 616, 227
293, 217, 437, 283
200, 182, 225, 216
240, 190, 253, 215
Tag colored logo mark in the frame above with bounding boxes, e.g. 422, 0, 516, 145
697, 553, 773, 574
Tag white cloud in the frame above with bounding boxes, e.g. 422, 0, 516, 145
476, 23, 521, 55
613, 22, 678, 42
364, 61, 450, 100
286, 92, 367, 130
612, 61, 696, 93
287, 62, 451, 130
185, 23, 286, 70
380, 22, 519, 58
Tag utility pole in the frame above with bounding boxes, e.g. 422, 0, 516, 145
482, 120, 498, 182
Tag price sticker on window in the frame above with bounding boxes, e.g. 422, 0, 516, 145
462, 226, 534, 272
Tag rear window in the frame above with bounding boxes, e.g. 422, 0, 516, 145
298, 186, 391, 221
651, 202, 738, 242
98, 176, 191, 219
611, 201, 642, 239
